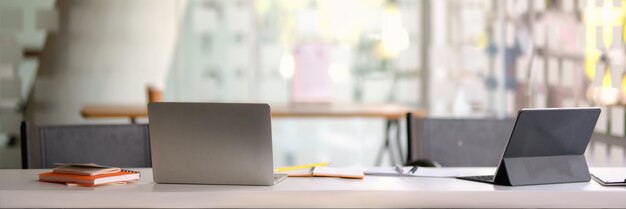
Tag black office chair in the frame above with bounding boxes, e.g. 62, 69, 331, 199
20, 121, 152, 169
405, 113, 515, 167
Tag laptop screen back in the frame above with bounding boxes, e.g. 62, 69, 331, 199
148, 102, 275, 185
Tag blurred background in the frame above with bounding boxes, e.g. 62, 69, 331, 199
1, 0, 626, 168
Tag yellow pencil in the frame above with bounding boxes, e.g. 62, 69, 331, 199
275, 162, 331, 172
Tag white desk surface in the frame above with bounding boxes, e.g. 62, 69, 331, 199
1, 168, 626, 208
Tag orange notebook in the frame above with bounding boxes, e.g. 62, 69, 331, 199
39, 170, 140, 186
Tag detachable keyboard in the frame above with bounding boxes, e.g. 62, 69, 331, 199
457, 175, 495, 183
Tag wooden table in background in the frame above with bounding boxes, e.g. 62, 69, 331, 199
81, 103, 423, 120
80, 103, 425, 165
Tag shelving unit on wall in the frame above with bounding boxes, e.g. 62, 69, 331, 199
0, 0, 57, 168
0, 3, 58, 136
480, 0, 626, 166
418, 0, 589, 118
484, 0, 587, 115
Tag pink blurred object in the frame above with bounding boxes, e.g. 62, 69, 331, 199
292, 42, 333, 103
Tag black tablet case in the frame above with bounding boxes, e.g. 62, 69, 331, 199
492, 108, 600, 186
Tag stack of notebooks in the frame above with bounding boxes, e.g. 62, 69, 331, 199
39, 163, 140, 187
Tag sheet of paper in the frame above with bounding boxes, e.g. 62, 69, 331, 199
54, 163, 110, 168
592, 170, 626, 183
364, 167, 403, 176
365, 167, 459, 177
411, 167, 460, 177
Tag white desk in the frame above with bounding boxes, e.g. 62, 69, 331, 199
1, 168, 626, 208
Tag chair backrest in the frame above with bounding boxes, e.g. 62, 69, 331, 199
146, 85, 164, 103
21, 122, 151, 169
406, 113, 515, 167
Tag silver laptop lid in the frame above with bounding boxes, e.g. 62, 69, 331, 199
148, 102, 274, 185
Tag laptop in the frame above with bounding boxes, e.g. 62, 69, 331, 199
458, 107, 601, 186
148, 102, 287, 186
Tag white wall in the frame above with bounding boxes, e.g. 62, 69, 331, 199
31, 0, 182, 124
